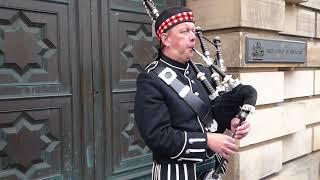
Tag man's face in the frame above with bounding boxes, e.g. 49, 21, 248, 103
161, 22, 196, 63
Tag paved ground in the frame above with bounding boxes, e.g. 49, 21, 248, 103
263, 150, 320, 180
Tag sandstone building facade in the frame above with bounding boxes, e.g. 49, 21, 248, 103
187, 0, 320, 179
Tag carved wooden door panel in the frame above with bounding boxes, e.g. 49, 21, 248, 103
0, 0, 74, 179
106, 0, 184, 179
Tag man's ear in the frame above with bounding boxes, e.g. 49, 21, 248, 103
160, 33, 170, 47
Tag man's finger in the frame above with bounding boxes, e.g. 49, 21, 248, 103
236, 121, 250, 131
225, 142, 238, 152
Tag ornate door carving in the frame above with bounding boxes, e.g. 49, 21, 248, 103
106, 0, 184, 179
0, 0, 74, 179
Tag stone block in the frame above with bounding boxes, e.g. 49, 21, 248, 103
240, 103, 305, 147
301, 0, 320, 10
281, 5, 316, 37
187, 0, 285, 31
187, 0, 240, 30
264, 151, 320, 180
315, 70, 320, 94
307, 41, 320, 67
313, 125, 320, 151
212, 32, 241, 68
239, 72, 284, 105
238, 141, 282, 180
282, 129, 312, 162
317, 13, 320, 38
266, 98, 320, 126
300, 98, 320, 125
284, 0, 308, 3
240, 0, 285, 31
193, 32, 242, 67
284, 71, 314, 99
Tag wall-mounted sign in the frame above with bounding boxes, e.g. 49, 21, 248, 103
246, 37, 306, 63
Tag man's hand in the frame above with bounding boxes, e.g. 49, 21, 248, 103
207, 133, 238, 159
230, 117, 251, 139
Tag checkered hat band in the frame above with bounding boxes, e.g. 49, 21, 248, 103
156, 11, 194, 38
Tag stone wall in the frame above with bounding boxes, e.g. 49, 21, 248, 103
187, 0, 320, 179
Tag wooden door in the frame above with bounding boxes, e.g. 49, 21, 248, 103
0, 0, 80, 179
106, 1, 185, 179
0, 0, 187, 179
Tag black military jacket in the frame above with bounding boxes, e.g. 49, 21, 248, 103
134, 54, 230, 164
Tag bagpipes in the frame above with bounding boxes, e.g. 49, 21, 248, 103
142, 0, 257, 179
193, 27, 257, 179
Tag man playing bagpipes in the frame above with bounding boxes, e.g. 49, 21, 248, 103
134, 3, 257, 179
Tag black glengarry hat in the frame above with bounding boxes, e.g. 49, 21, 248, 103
155, 7, 195, 39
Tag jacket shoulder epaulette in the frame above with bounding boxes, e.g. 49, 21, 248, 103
144, 61, 159, 73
